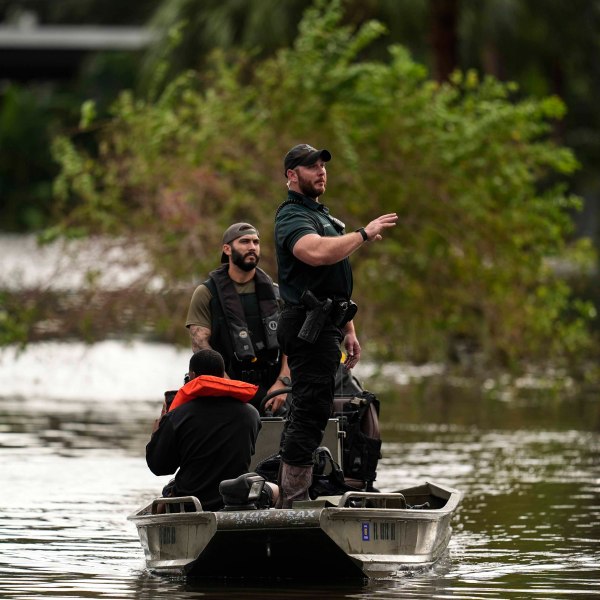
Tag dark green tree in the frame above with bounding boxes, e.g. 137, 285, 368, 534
140, 0, 600, 239
41, 0, 595, 373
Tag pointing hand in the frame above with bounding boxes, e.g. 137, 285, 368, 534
364, 213, 398, 242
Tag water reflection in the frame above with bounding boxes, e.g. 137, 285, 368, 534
0, 377, 599, 599
0, 396, 155, 453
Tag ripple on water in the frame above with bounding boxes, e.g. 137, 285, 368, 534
0, 377, 599, 599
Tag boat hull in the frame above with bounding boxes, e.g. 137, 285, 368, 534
129, 481, 461, 579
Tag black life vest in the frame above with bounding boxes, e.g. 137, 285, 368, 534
205, 265, 280, 387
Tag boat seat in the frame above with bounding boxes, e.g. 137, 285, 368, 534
219, 472, 272, 511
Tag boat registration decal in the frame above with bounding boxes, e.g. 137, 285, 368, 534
159, 526, 177, 545
362, 521, 397, 542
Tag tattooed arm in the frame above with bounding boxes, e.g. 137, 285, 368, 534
188, 324, 212, 353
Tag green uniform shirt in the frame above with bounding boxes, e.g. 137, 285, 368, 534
275, 191, 353, 304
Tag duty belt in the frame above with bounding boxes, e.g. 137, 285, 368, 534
284, 295, 357, 338
283, 298, 350, 312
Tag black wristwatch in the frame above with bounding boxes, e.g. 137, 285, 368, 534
355, 227, 368, 242
277, 376, 291, 386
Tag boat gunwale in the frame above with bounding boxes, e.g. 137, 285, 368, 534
128, 481, 462, 528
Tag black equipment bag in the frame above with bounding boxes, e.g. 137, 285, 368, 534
333, 389, 381, 488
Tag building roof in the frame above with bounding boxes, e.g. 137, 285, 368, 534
0, 23, 156, 81
0, 24, 155, 50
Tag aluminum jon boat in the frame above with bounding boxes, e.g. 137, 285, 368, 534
128, 480, 462, 579
129, 383, 462, 579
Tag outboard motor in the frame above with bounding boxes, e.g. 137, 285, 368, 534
219, 473, 273, 511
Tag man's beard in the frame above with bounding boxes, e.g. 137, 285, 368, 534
297, 171, 325, 199
231, 247, 259, 272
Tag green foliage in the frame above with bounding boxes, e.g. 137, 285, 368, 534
0, 292, 32, 348
0, 85, 58, 230
46, 0, 596, 369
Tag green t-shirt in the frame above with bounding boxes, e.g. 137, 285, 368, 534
185, 279, 256, 329
275, 191, 353, 304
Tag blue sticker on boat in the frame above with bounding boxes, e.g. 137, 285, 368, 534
362, 522, 370, 541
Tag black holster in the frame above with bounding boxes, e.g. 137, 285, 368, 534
298, 290, 332, 344
330, 299, 358, 328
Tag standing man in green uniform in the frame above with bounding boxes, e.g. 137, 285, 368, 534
186, 223, 290, 414
274, 143, 398, 507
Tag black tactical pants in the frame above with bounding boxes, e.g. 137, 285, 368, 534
277, 308, 343, 466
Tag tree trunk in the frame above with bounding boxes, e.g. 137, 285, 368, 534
429, 0, 459, 82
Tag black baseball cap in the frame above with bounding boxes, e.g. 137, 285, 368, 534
221, 222, 259, 263
284, 144, 331, 176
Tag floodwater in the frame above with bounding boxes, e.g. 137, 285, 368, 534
0, 342, 599, 599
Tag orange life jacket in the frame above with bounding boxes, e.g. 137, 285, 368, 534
168, 375, 258, 412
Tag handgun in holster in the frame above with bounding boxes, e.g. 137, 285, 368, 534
330, 299, 358, 328
298, 290, 332, 344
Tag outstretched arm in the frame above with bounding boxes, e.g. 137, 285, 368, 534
293, 213, 398, 266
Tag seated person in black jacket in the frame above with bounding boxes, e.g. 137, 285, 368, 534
146, 348, 269, 511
